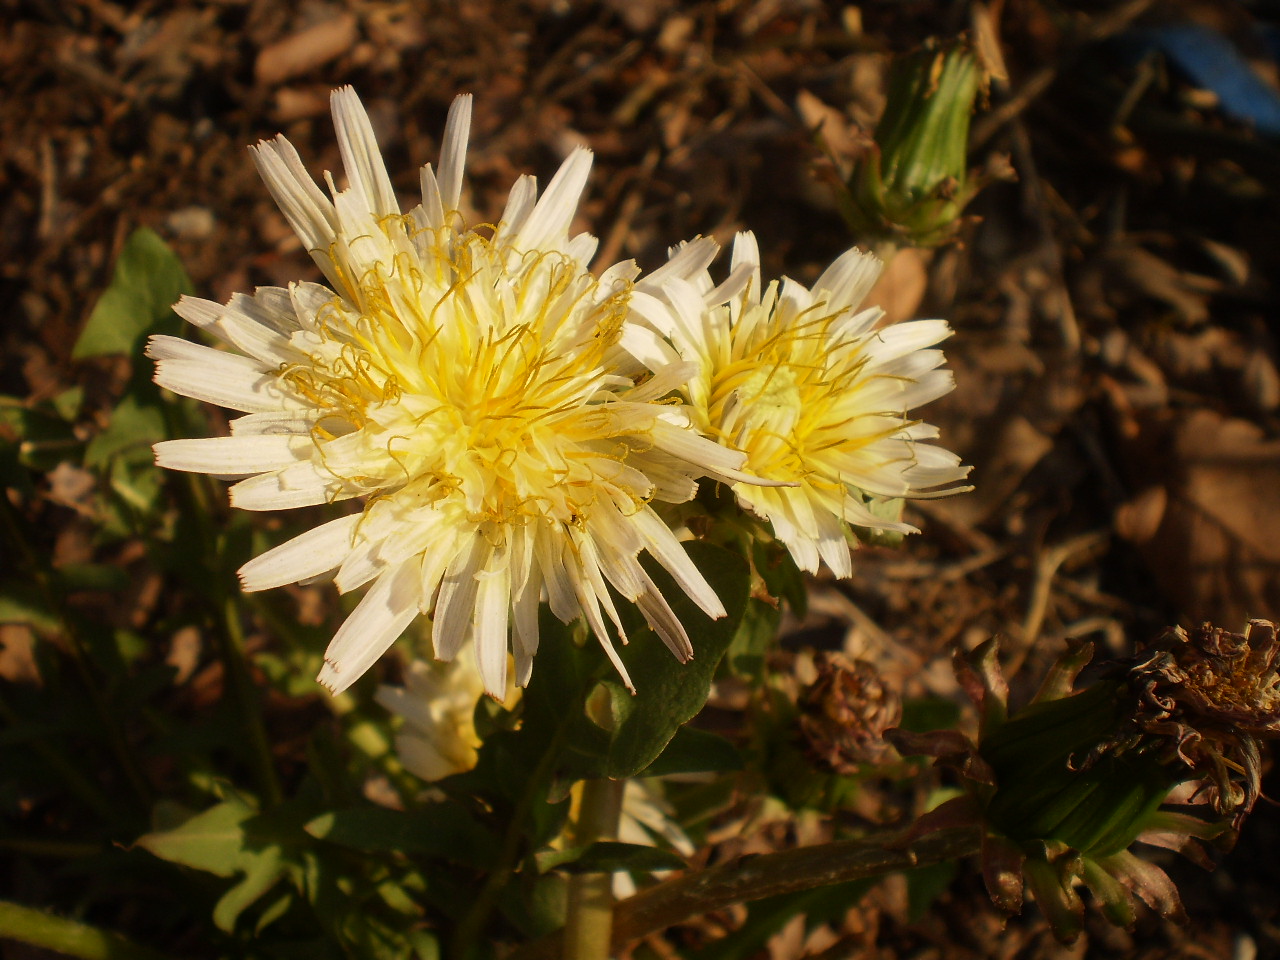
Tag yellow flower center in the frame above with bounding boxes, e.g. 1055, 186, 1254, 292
704, 306, 873, 487
280, 227, 647, 528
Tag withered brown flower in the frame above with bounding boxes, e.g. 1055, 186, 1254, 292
888, 620, 1280, 943
797, 653, 902, 774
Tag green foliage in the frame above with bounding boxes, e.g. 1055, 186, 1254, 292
305, 804, 498, 868
638, 726, 742, 777
73, 227, 192, 359
602, 543, 751, 778
137, 795, 290, 932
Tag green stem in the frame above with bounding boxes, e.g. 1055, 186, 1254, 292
0, 838, 103, 858
0, 900, 168, 960
448, 720, 574, 960
217, 594, 283, 809
510, 826, 981, 960
563, 778, 625, 960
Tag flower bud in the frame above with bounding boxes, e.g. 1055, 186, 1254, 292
838, 40, 992, 248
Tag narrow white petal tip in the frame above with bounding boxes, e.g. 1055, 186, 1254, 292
316, 658, 354, 696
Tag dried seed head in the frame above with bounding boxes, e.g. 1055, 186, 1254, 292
797, 653, 901, 774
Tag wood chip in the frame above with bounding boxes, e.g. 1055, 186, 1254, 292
255, 13, 358, 87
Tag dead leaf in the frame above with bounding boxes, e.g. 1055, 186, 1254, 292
0, 624, 40, 685
1125, 408, 1280, 626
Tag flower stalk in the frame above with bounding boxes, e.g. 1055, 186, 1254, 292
564, 777, 626, 960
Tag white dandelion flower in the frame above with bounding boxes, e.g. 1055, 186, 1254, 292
629, 231, 971, 578
375, 652, 495, 783
150, 89, 767, 699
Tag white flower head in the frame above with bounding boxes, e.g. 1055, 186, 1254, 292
375, 652, 494, 783
630, 231, 971, 578
150, 89, 764, 699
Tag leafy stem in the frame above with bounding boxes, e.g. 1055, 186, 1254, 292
0, 900, 168, 960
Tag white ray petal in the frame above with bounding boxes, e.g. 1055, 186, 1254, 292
631, 507, 725, 619
148, 337, 299, 414
332, 86, 399, 218
251, 136, 340, 281
514, 148, 592, 251
473, 558, 511, 698
317, 559, 421, 694
238, 513, 361, 591
154, 435, 310, 475
812, 245, 882, 315
437, 93, 473, 216
432, 534, 487, 662
229, 461, 338, 510
636, 237, 720, 294
229, 412, 317, 436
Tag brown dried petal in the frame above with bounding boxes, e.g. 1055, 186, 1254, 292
981, 833, 1025, 914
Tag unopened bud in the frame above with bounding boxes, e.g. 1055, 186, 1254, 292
839, 39, 995, 248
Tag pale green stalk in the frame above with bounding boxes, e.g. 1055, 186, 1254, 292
0, 900, 168, 960
563, 777, 626, 960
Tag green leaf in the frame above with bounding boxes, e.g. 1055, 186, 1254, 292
752, 538, 807, 616
74, 227, 192, 359
898, 696, 962, 734
213, 845, 286, 932
135, 797, 257, 878
537, 840, 687, 875
638, 726, 742, 777
305, 803, 498, 868
605, 542, 750, 779
83, 393, 167, 468
725, 597, 779, 680
0, 396, 83, 474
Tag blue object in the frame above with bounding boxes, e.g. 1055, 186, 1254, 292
1124, 22, 1280, 138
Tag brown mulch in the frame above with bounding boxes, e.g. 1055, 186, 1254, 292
4, 0, 1280, 957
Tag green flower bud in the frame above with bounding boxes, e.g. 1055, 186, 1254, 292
838, 40, 989, 249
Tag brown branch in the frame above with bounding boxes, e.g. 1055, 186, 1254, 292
508, 826, 983, 960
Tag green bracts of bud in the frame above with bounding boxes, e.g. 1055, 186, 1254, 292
979, 681, 1182, 859
841, 41, 983, 248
